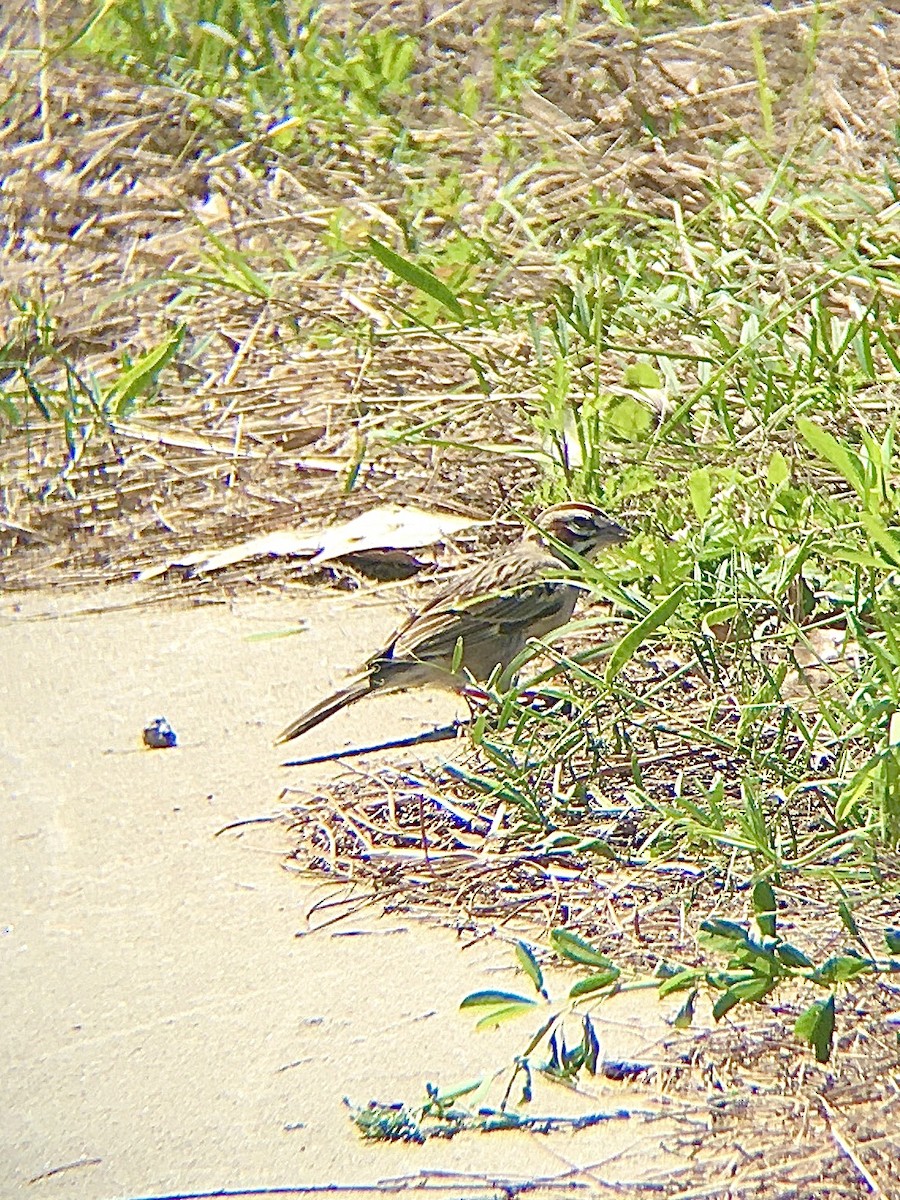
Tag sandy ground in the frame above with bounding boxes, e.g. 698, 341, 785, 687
2, 585, 683, 1199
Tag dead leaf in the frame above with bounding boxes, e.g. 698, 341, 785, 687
782, 626, 863, 705
137, 505, 485, 581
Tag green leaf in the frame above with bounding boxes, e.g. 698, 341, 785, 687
425, 1078, 483, 1107
550, 928, 614, 969
461, 989, 538, 1030
698, 918, 753, 953
568, 967, 621, 997
711, 988, 743, 1020
450, 634, 465, 674
712, 976, 774, 1020
731, 976, 777, 1002
673, 989, 697, 1029
767, 449, 790, 488
474, 1003, 537, 1030
837, 900, 859, 940
688, 466, 713, 520
460, 989, 537, 1009
796, 417, 864, 497
795, 995, 835, 1062
835, 758, 880, 824
21, 368, 52, 419
576, 837, 618, 861
752, 880, 777, 938
623, 361, 661, 389
701, 602, 739, 636
734, 942, 781, 974
560, 1043, 586, 1072
598, 0, 634, 27
105, 327, 184, 417
658, 969, 703, 998
859, 512, 900, 567
195, 221, 271, 298
605, 584, 686, 684
582, 1014, 600, 1074
367, 236, 465, 319
0, 393, 22, 424
810, 955, 873, 984
885, 928, 900, 954
776, 942, 813, 969
605, 395, 653, 441
515, 941, 544, 995
876, 324, 900, 374
827, 546, 897, 569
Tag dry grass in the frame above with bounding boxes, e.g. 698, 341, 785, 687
3, 1, 898, 588
3, 2, 900, 1191
280, 748, 900, 1197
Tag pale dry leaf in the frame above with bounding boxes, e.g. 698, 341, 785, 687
137, 505, 485, 580
782, 626, 863, 704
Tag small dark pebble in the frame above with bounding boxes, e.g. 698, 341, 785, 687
143, 717, 178, 749
602, 1059, 651, 1080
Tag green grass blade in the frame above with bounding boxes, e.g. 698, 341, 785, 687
104, 327, 184, 416
367, 236, 465, 320
796, 417, 865, 498
859, 512, 900, 567
605, 585, 686, 685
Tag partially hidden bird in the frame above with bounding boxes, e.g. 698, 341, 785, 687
276, 501, 630, 744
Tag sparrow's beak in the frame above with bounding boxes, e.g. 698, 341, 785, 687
605, 519, 631, 545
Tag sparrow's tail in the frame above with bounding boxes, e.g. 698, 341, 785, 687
275, 673, 374, 745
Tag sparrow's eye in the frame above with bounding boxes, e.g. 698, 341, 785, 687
569, 515, 596, 533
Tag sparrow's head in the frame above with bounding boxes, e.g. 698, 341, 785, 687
531, 502, 630, 560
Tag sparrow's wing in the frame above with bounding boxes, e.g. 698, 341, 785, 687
381, 549, 569, 667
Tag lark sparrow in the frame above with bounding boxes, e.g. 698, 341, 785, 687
276, 502, 629, 744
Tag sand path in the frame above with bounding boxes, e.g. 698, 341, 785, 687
2, 588, 678, 1198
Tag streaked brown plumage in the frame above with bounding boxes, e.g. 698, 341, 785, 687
276, 502, 629, 744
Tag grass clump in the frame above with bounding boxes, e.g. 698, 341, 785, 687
1, 292, 184, 495
74, 0, 418, 158
455, 902, 900, 1082
3, 2, 900, 1141
7, 3, 899, 871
